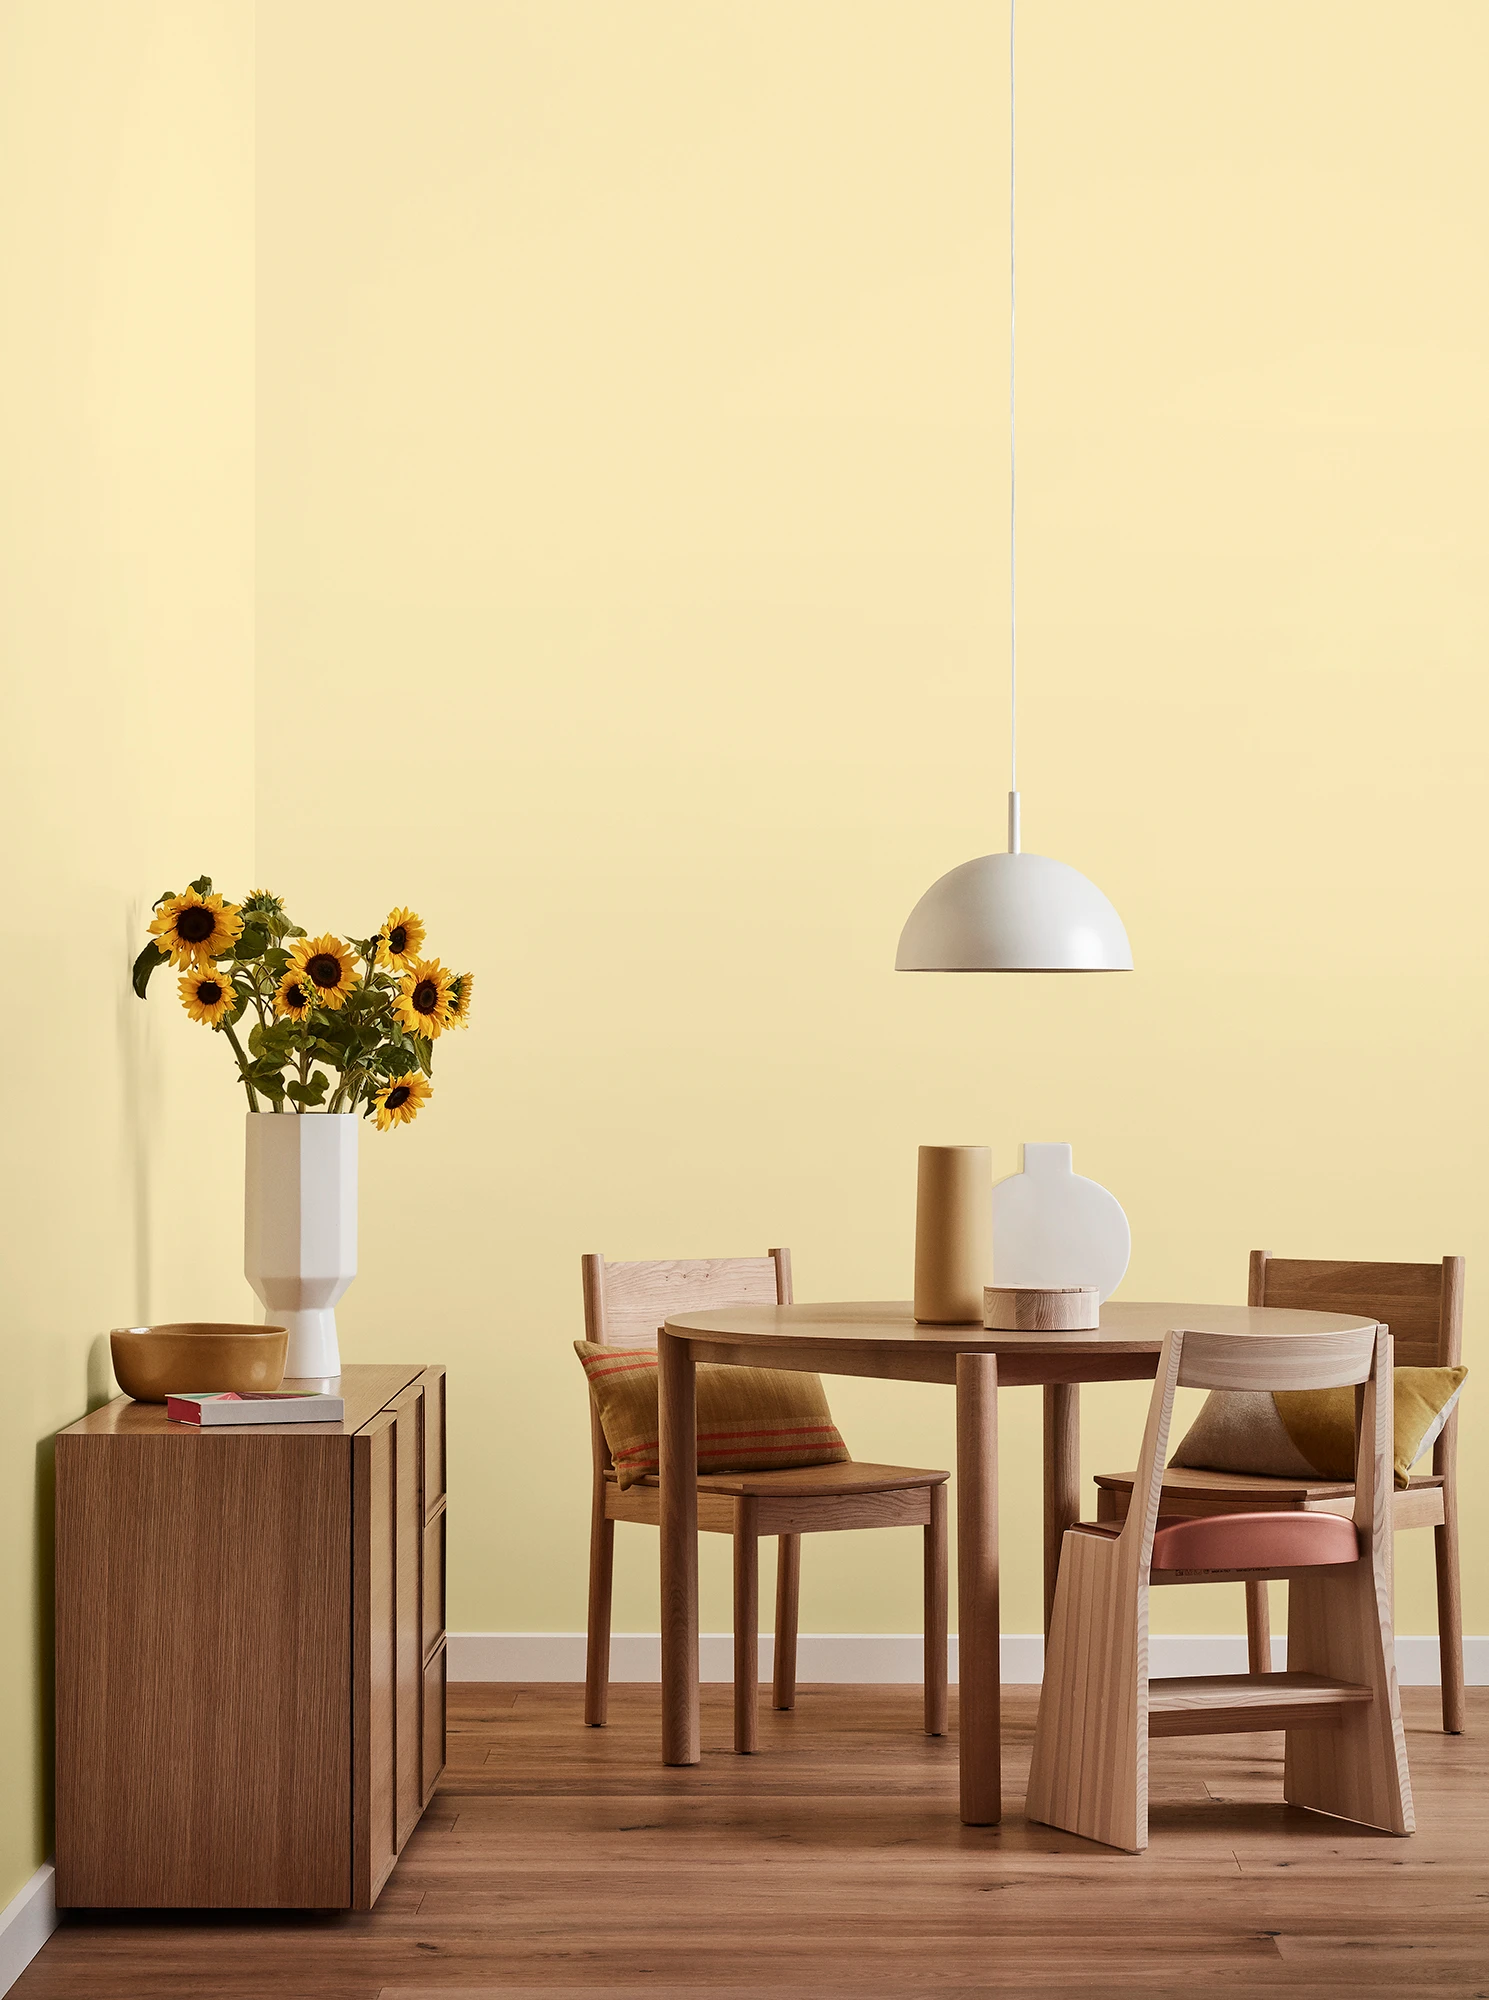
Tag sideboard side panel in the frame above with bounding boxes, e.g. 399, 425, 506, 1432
352, 1413, 398, 1911
54, 1432, 351, 1908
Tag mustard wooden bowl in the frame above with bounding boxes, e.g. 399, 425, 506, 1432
109, 1323, 288, 1402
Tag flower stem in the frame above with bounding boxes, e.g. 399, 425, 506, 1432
222, 1019, 262, 1111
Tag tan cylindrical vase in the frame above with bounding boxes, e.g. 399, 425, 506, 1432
914, 1144, 993, 1325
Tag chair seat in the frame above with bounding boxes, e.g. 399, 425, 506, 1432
1150, 1509, 1360, 1572
606, 1459, 948, 1498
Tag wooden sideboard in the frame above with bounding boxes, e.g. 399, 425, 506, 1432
54, 1363, 447, 1910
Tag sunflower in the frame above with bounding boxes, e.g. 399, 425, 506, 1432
274, 971, 314, 1022
372, 1070, 431, 1132
149, 889, 242, 968
446, 971, 474, 1028
393, 958, 456, 1039
288, 934, 358, 1010
376, 907, 426, 971
178, 968, 237, 1028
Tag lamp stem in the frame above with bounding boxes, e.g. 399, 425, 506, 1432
1007, 790, 1021, 854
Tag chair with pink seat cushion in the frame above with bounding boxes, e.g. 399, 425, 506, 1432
1026, 1322, 1413, 1854
1150, 1508, 1359, 1573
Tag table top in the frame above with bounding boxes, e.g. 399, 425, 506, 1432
663, 1299, 1379, 1386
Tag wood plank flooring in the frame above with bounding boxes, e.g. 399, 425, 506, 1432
17, 1683, 1487, 1999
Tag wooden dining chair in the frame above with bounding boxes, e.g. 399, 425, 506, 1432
581, 1249, 949, 1753
1093, 1254, 1465, 1731
1028, 1321, 1413, 1852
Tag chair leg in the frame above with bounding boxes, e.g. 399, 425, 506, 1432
1245, 1579, 1272, 1674
924, 1483, 948, 1737
772, 1533, 800, 1710
734, 1499, 759, 1753
583, 1503, 615, 1727
1435, 1485, 1465, 1734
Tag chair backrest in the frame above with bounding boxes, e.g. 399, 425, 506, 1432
1250, 1251, 1463, 1368
1122, 1323, 1392, 1575
581, 1249, 792, 1349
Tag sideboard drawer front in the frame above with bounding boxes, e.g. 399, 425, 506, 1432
423, 1509, 446, 1661
423, 1367, 446, 1517
422, 1643, 447, 1807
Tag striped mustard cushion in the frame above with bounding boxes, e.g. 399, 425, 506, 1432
575, 1342, 850, 1489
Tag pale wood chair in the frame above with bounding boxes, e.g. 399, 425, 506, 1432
582, 1249, 949, 1753
1028, 1321, 1413, 1853
1094, 1254, 1465, 1731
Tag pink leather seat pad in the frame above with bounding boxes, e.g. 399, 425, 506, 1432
1150, 1509, 1359, 1573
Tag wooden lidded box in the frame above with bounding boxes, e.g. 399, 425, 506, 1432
54, 1363, 447, 1910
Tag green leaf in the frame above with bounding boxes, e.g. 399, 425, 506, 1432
235, 926, 270, 960
416, 1036, 434, 1077
285, 1074, 330, 1106
152, 888, 177, 911
131, 941, 169, 999
381, 1044, 419, 1077
188, 875, 213, 895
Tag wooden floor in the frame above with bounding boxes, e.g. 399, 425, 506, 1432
18, 1683, 1488, 1998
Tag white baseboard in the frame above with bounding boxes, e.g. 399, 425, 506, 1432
448, 1630, 1486, 1686
0, 1863, 55, 1999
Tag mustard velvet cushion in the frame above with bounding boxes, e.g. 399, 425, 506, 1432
1170, 1366, 1466, 1490
575, 1343, 850, 1489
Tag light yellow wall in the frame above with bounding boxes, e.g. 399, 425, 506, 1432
256, 0, 1488, 1650
5, 11, 1483, 1909
0, 0, 255, 1905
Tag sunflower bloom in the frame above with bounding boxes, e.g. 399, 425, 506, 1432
393, 958, 455, 1039
446, 971, 474, 1028
150, 889, 242, 968
288, 934, 358, 1010
377, 907, 426, 970
179, 968, 237, 1028
274, 972, 314, 1022
373, 1071, 431, 1131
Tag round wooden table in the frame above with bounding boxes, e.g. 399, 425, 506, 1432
657, 1297, 1380, 1825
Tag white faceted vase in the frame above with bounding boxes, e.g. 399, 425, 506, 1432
244, 1112, 358, 1382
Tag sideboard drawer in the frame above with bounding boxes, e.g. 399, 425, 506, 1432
423, 1507, 446, 1660
422, 1643, 447, 1810
423, 1365, 446, 1517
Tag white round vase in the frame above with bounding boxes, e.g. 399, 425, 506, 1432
244, 1111, 358, 1382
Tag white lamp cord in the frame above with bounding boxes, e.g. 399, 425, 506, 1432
1007, 0, 1021, 855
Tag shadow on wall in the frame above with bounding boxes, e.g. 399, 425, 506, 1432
34, 1438, 55, 1855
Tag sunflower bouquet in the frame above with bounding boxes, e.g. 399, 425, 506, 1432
132, 879, 472, 1131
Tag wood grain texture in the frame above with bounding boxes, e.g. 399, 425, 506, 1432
1042, 1382, 1080, 1637
55, 1429, 352, 1907
59, 1364, 424, 1439
923, 1481, 949, 1738
353, 1412, 398, 1911
772, 1533, 800, 1710
733, 1497, 759, 1753
985, 1286, 1099, 1331
1148, 1673, 1373, 1737
585, 1253, 947, 1763
954, 1352, 999, 1826
17, 1682, 1487, 2000
658, 1327, 700, 1767
1032, 1328, 1413, 1855
394, 1385, 425, 1852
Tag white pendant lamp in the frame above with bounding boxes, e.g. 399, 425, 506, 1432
896, 3, 1131, 975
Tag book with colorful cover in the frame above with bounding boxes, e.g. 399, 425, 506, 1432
166, 1391, 345, 1426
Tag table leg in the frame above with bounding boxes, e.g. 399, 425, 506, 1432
956, 1351, 1000, 1826
1042, 1383, 1080, 1639
659, 1329, 700, 1765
